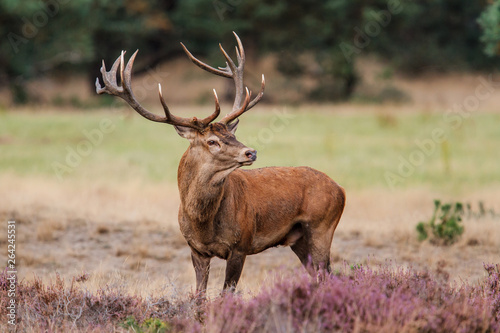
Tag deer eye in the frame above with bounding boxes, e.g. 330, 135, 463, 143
207, 140, 218, 146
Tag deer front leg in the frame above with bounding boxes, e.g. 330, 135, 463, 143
223, 251, 246, 292
191, 249, 211, 295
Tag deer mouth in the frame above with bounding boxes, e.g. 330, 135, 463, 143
238, 156, 256, 166
239, 160, 255, 166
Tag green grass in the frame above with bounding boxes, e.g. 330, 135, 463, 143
1, 107, 500, 192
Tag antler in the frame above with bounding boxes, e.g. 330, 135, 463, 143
181, 31, 265, 125
96, 50, 220, 131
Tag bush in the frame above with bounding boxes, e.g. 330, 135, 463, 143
484, 263, 500, 322
416, 200, 464, 245
1, 264, 499, 332
121, 316, 172, 333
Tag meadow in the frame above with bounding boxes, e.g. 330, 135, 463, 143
1, 105, 500, 331
2, 105, 500, 187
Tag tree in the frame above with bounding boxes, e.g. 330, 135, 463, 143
366, 0, 500, 72
0, 0, 175, 103
1, 0, 499, 104
478, 0, 500, 57
171, 0, 362, 101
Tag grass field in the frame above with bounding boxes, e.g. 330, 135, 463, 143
1, 105, 500, 331
2, 105, 500, 190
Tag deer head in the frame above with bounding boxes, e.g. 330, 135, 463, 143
95, 32, 264, 173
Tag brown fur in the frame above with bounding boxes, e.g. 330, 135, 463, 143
176, 123, 345, 293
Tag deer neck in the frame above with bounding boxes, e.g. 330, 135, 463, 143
177, 149, 235, 226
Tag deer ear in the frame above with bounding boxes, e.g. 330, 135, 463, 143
227, 119, 239, 134
174, 125, 197, 141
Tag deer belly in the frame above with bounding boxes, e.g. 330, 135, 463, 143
250, 222, 305, 253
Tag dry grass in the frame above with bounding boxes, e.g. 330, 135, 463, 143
1, 173, 499, 298
335, 186, 500, 282
0, 173, 179, 225
36, 219, 66, 242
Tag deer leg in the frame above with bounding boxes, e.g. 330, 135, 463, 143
309, 229, 336, 273
291, 228, 334, 274
291, 237, 312, 270
191, 249, 211, 295
223, 251, 246, 292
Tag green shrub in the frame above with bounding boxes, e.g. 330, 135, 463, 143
416, 200, 464, 245
121, 316, 172, 333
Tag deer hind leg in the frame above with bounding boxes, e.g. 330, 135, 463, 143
290, 236, 312, 269
223, 251, 246, 292
291, 224, 335, 274
191, 249, 211, 295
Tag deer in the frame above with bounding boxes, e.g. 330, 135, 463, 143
96, 32, 346, 294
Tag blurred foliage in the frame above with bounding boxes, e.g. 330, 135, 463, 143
364, 0, 500, 72
165, 1, 361, 101
478, 0, 500, 57
0, 0, 175, 103
1, 0, 500, 103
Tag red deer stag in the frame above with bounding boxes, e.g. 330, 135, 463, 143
96, 33, 346, 293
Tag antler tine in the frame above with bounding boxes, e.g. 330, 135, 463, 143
220, 87, 251, 125
233, 31, 245, 68
247, 74, 265, 110
203, 89, 221, 125
221, 33, 264, 119
96, 54, 122, 95
158, 84, 220, 130
181, 42, 232, 78
158, 83, 191, 126
219, 43, 237, 74
123, 50, 137, 88
107, 55, 121, 88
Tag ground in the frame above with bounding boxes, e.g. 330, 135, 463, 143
1, 175, 499, 298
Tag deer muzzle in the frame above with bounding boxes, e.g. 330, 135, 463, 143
240, 148, 257, 166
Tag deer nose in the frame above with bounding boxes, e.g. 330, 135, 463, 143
245, 149, 257, 161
